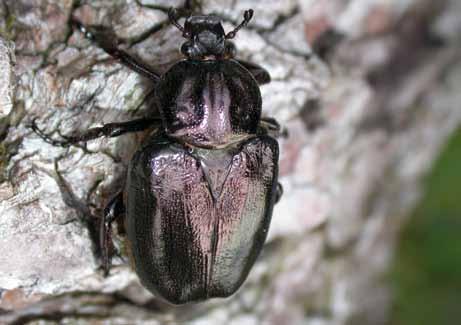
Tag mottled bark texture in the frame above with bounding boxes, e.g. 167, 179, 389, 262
1, 0, 460, 324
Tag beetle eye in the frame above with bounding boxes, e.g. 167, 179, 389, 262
224, 42, 236, 58
181, 42, 192, 57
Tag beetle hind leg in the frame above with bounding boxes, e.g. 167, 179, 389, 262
274, 183, 283, 204
258, 118, 285, 204
101, 191, 126, 276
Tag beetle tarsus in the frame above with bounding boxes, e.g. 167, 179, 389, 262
29, 119, 72, 147
101, 191, 125, 276
53, 160, 103, 260
71, 19, 94, 41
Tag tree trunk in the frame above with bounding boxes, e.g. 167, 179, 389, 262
1, 0, 460, 324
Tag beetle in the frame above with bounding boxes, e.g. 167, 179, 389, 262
31, 2, 283, 305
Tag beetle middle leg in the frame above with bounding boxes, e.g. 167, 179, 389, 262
101, 191, 125, 275
259, 117, 285, 203
237, 60, 271, 85
30, 117, 161, 147
259, 117, 288, 139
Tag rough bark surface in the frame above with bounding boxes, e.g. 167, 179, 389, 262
0, 0, 460, 324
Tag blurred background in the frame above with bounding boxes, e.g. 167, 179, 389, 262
391, 127, 461, 325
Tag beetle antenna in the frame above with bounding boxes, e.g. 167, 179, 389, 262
168, 8, 186, 35
225, 9, 254, 39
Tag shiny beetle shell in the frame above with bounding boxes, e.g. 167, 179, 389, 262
126, 133, 278, 304
156, 60, 262, 148
125, 58, 279, 304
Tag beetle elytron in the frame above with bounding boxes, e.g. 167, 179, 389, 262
32, 2, 283, 304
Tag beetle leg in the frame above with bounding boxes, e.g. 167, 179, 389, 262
274, 182, 284, 204
72, 20, 160, 83
101, 191, 125, 276
30, 117, 161, 147
259, 117, 288, 139
236, 59, 271, 85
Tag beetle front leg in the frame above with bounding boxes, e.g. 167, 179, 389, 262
101, 191, 125, 276
30, 117, 161, 147
72, 20, 160, 83
183, 0, 201, 12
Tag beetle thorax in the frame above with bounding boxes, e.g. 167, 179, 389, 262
156, 60, 262, 148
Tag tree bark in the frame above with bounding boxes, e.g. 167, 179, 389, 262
1, 0, 460, 324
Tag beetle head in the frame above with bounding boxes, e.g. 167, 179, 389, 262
169, 8, 253, 60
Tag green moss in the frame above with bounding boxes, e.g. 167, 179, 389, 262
391, 127, 461, 324
0, 14, 16, 40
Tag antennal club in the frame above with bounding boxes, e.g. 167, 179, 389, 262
168, 8, 186, 34
225, 9, 254, 39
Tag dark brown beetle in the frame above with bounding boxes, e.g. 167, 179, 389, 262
32, 2, 283, 305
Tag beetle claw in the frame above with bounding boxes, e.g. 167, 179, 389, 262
29, 119, 73, 147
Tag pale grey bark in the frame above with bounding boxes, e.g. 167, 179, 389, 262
0, 0, 460, 324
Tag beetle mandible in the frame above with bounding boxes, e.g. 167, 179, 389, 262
31, 2, 284, 305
